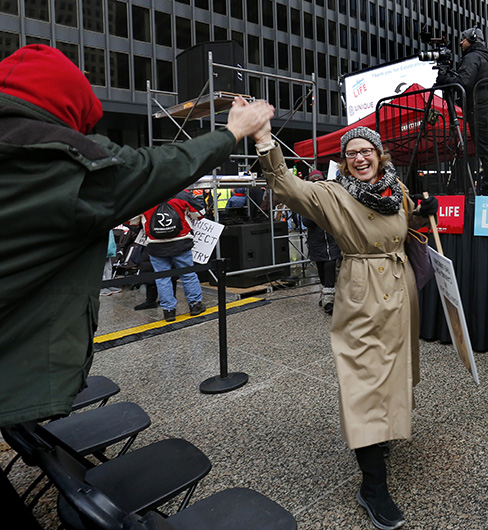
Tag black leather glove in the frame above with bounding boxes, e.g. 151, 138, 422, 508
411, 194, 438, 216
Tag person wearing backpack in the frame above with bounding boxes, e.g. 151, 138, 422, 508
143, 190, 207, 322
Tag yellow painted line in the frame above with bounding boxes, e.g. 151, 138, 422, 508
94, 297, 263, 344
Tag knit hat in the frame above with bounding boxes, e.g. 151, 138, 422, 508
340, 126, 384, 157
306, 170, 325, 182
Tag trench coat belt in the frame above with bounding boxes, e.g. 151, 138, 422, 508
342, 252, 406, 263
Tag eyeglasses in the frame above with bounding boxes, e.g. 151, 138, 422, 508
344, 148, 375, 159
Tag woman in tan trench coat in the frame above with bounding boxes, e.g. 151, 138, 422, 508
248, 108, 438, 530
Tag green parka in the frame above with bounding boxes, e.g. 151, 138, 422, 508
0, 93, 235, 427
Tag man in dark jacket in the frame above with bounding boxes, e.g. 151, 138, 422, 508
0, 44, 274, 429
143, 190, 207, 322
436, 27, 488, 192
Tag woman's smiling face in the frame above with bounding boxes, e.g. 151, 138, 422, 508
345, 138, 380, 184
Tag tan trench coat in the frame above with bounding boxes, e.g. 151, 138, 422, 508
258, 145, 425, 450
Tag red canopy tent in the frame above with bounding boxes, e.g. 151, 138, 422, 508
294, 83, 473, 167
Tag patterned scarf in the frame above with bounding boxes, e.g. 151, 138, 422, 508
335, 162, 402, 215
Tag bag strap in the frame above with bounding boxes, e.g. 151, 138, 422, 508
398, 180, 409, 230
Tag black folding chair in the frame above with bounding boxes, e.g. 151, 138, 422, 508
71, 375, 120, 411
35, 443, 298, 530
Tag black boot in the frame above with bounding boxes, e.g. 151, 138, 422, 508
355, 444, 405, 530
134, 283, 158, 310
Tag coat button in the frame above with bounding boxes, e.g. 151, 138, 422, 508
393, 236, 400, 242
374, 241, 381, 247
383, 293, 390, 300
368, 213, 375, 220
378, 266, 384, 273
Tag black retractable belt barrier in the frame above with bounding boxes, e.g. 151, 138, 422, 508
200, 258, 248, 394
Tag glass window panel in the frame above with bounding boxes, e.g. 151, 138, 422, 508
318, 88, 327, 115
371, 34, 378, 57
177, 0, 190, 4
266, 79, 276, 107
328, 20, 337, 45
83, 0, 104, 33
196, 21, 210, 43
292, 46, 302, 73
0, 1, 18, 15
290, 8, 300, 36
176, 17, 192, 50
316, 17, 325, 42
110, 51, 129, 89
328, 0, 335, 9
55, 0, 77, 28
350, 0, 357, 18
329, 55, 338, 80
214, 26, 227, 40
132, 5, 150, 42
195, 0, 209, 8
279, 81, 290, 110
56, 41, 79, 67
249, 76, 261, 98
231, 0, 243, 19
340, 23, 347, 48
293, 84, 303, 110
84, 46, 106, 86
263, 38, 274, 68
278, 42, 288, 70
247, 0, 259, 24
248, 34, 260, 65
108, 0, 128, 38
157, 59, 173, 92
26, 36, 51, 46
277, 3, 287, 32
155, 11, 171, 47
339, 0, 346, 14
262, 0, 273, 28
304, 12, 313, 39
305, 49, 314, 75
317, 52, 326, 78
134, 55, 151, 91
351, 28, 358, 51
231, 30, 244, 49
214, 0, 226, 15
331, 90, 339, 115
0, 31, 19, 60
25, 0, 49, 21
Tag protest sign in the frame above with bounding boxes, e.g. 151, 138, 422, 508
190, 217, 224, 264
428, 247, 479, 384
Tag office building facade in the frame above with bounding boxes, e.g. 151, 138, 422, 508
0, 1, 486, 148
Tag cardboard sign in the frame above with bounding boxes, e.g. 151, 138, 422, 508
428, 247, 479, 384
419, 195, 465, 234
190, 217, 224, 264
474, 196, 488, 236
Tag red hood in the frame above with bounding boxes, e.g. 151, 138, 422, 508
0, 44, 103, 133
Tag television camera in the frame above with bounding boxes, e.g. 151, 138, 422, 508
418, 29, 452, 73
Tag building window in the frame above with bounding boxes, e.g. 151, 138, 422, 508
26, 36, 51, 46
318, 88, 328, 115
132, 5, 150, 43
0, 1, 17, 15
350, 0, 357, 18
266, 79, 276, 107
155, 12, 172, 47
316, 17, 325, 42
369, 2, 376, 25
248, 34, 260, 65
56, 41, 79, 67
329, 55, 338, 80
232, 30, 244, 49
84, 46, 106, 87
157, 59, 174, 92
304, 12, 313, 39
263, 38, 275, 68
0, 31, 19, 60
278, 42, 288, 70
262, 0, 273, 28
317, 52, 326, 78
108, 0, 128, 38
292, 46, 302, 74
305, 49, 314, 75
83, 0, 103, 33
214, 0, 226, 15
277, 3, 287, 32
231, 0, 243, 19
360, 0, 366, 22
195, 0, 209, 9
214, 26, 227, 40
379, 6, 386, 28
279, 81, 290, 110
293, 84, 303, 110
176, 17, 192, 50
25, 0, 49, 21
249, 76, 261, 98
110, 51, 130, 89
351, 28, 358, 51
328, 0, 335, 9
328, 20, 337, 46
340, 24, 348, 48
290, 8, 300, 36
339, 0, 346, 14
247, 0, 259, 24
55, 0, 77, 28
196, 21, 210, 43
371, 34, 378, 57
134, 55, 151, 91
361, 30, 368, 55
331, 90, 339, 116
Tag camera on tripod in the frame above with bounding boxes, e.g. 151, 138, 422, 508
418, 28, 452, 69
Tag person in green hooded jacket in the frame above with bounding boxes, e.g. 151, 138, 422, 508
0, 44, 274, 428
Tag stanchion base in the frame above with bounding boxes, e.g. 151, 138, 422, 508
200, 372, 249, 394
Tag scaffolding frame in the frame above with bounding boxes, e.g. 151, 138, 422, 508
146, 52, 319, 287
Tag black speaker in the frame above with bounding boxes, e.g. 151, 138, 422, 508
215, 222, 290, 288
176, 41, 245, 103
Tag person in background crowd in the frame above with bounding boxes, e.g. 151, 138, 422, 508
226, 187, 248, 209
302, 170, 341, 314
142, 190, 206, 322
436, 27, 488, 194
249, 104, 437, 530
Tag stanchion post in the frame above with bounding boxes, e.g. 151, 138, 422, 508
200, 258, 249, 394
